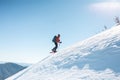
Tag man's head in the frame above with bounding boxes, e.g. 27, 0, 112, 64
58, 34, 60, 37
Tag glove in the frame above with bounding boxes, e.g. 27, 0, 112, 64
59, 42, 62, 43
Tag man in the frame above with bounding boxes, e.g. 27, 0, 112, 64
51, 34, 61, 53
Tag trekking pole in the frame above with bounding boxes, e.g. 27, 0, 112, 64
59, 43, 61, 46
59, 42, 62, 46
57, 43, 60, 52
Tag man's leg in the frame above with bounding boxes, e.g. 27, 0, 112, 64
52, 42, 58, 52
54, 42, 58, 52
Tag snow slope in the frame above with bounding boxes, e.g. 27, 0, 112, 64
6, 25, 120, 80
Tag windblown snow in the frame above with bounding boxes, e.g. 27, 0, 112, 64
6, 25, 120, 80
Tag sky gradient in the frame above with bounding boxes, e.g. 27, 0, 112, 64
0, 0, 120, 63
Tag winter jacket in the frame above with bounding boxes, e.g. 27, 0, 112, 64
56, 36, 60, 43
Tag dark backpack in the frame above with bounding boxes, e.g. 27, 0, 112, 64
52, 36, 56, 42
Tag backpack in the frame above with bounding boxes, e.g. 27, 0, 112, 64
52, 36, 56, 42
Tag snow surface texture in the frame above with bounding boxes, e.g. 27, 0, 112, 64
6, 25, 120, 80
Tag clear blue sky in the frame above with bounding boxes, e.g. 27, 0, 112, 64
0, 0, 120, 63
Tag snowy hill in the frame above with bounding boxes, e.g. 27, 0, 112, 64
6, 25, 120, 80
0, 62, 26, 80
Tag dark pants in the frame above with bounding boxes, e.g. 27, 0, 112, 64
52, 42, 58, 52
